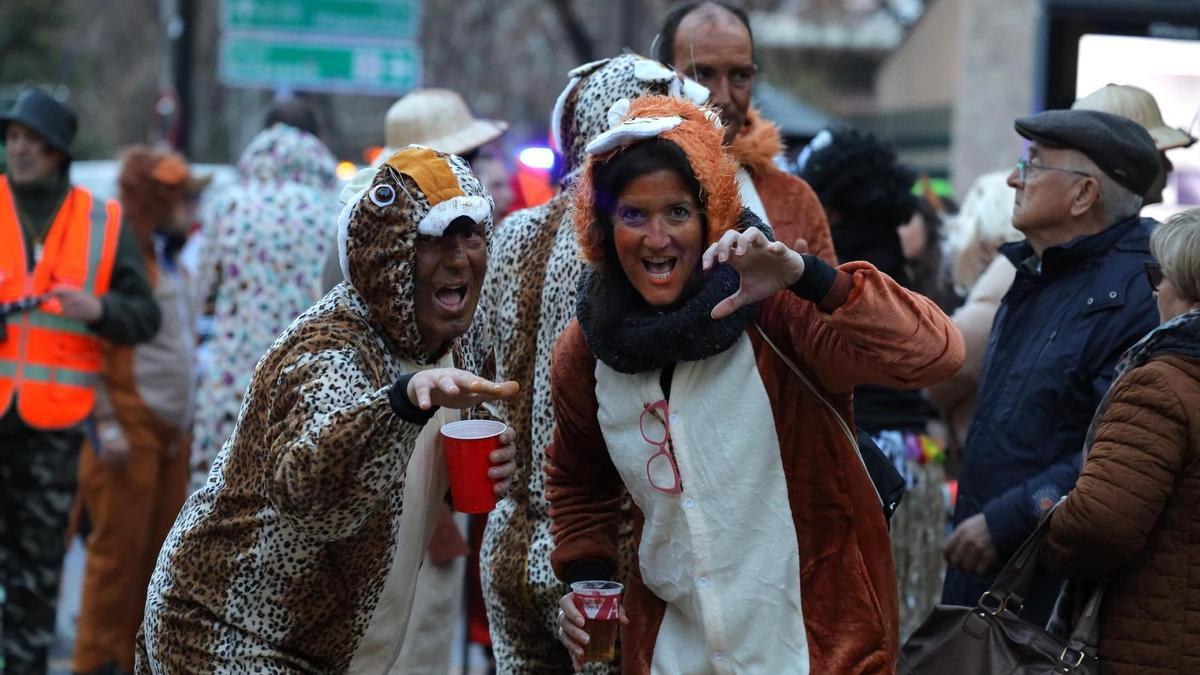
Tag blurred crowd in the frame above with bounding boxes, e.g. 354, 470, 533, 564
2, 2, 1200, 675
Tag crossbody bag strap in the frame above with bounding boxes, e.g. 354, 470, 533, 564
980, 499, 1063, 615
752, 322, 883, 510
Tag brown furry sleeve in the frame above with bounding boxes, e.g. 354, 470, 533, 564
545, 320, 623, 582
757, 260, 965, 395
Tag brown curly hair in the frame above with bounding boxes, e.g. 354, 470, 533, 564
117, 145, 188, 251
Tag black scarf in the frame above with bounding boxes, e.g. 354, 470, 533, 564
575, 263, 754, 374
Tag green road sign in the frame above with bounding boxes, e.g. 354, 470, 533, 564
222, 0, 418, 38
220, 34, 419, 94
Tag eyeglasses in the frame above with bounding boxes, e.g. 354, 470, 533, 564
1015, 157, 1093, 185
1145, 262, 1164, 292
639, 401, 683, 495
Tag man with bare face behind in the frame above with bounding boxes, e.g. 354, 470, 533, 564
656, 1, 836, 265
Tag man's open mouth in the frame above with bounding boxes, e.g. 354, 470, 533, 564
434, 286, 468, 312
642, 256, 677, 283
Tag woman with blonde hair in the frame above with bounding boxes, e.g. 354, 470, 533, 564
928, 171, 1021, 461
1043, 208, 1200, 674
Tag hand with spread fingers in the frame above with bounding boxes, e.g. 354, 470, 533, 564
556, 592, 629, 672
702, 227, 807, 319
405, 368, 520, 411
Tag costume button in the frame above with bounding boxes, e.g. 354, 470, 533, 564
697, 576, 709, 589
670, 413, 679, 424
683, 497, 695, 509
713, 651, 726, 662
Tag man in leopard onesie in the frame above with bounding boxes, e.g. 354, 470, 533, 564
137, 146, 519, 673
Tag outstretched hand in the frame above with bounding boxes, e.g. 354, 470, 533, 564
702, 228, 806, 319
407, 368, 520, 410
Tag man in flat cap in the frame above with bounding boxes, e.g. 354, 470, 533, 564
942, 109, 1162, 623
1, 88, 159, 673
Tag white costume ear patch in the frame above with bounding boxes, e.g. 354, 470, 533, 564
417, 195, 493, 237
632, 58, 676, 83
585, 115, 684, 156
678, 78, 711, 106
606, 99, 632, 130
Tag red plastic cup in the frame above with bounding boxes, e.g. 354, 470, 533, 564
571, 581, 623, 662
441, 419, 506, 513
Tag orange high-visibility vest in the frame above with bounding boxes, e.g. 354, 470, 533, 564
0, 175, 122, 430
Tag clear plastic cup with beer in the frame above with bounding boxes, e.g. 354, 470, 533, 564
570, 580, 623, 662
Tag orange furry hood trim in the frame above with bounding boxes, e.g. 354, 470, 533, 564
574, 95, 741, 266
728, 107, 784, 177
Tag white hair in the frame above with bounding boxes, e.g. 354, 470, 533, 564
942, 170, 1020, 291
1062, 153, 1144, 224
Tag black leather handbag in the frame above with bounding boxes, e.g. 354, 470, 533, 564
899, 502, 1105, 674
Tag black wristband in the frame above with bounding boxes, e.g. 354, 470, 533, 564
789, 254, 837, 302
388, 374, 439, 425
566, 559, 613, 584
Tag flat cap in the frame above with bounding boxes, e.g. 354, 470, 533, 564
1014, 109, 1160, 198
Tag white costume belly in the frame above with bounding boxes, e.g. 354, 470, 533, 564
594, 334, 809, 674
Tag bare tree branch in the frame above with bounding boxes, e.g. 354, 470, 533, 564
547, 0, 595, 64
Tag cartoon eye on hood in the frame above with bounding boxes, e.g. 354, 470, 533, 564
335, 145, 493, 361
370, 183, 397, 207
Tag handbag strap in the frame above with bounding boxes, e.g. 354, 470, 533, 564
981, 500, 1060, 614
751, 323, 884, 510
1063, 580, 1106, 660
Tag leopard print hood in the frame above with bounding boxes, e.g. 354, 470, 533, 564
574, 95, 741, 265
336, 145, 493, 363
552, 52, 710, 178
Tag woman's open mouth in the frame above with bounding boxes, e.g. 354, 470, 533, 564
642, 256, 677, 284
434, 286, 468, 312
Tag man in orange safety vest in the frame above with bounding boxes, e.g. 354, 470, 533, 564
0, 87, 160, 675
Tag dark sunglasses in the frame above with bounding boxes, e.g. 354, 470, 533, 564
1145, 262, 1164, 292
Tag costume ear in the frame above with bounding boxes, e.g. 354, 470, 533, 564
566, 58, 612, 78
607, 99, 632, 130
632, 57, 675, 83
585, 111, 683, 156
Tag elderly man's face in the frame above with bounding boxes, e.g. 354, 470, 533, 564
1007, 144, 1092, 238
4, 123, 65, 185
671, 7, 756, 145
413, 219, 488, 357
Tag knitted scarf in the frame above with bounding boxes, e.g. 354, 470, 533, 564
575, 263, 754, 374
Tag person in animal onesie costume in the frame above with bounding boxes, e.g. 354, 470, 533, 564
136, 146, 519, 673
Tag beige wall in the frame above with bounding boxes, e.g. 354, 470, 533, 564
950, 0, 1040, 194
875, 0, 961, 111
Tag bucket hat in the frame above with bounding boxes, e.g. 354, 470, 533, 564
0, 88, 78, 157
375, 89, 507, 165
1073, 84, 1195, 151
